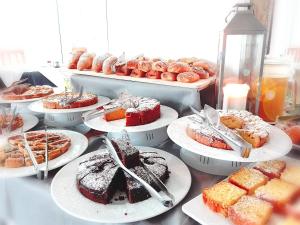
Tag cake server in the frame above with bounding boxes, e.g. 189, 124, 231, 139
190, 105, 252, 158
101, 136, 174, 208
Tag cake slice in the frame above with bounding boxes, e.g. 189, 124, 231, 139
228, 196, 273, 225
229, 167, 269, 194
124, 151, 169, 203
254, 160, 286, 179
279, 217, 300, 225
254, 178, 298, 213
203, 181, 247, 217
111, 139, 140, 168
76, 153, 124, 204
281, 166, 300, 188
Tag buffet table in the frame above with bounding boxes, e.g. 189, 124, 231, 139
1, 128, 299, 225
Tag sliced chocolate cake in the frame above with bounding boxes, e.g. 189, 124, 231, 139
124, 152, 169, 203
77, 153, 125, 204
76, 141, 170, 205
111, 139, 140, 168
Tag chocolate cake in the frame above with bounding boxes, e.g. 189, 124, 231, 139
111, 139, 140, 168
76, 142, 169, 204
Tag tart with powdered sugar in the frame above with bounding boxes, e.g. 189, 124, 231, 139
103, 94, 160, 126
76, 139, 169, 204
186, 110, 270, 150
43, 92, 98, 109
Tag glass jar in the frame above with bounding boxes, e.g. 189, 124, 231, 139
259, 57, 294, 122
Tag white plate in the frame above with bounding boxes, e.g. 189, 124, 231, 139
0, 87, 62, 104
51, 146, 191, 224
84, 105, 178, 133
182, 156, 300, 225
0, 129, 88, 178
167, 115, 292, 163
28, 96, 110, 114
21, 113, 39, 132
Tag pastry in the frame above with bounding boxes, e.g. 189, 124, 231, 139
103, 56, 118, 74
137, 60, 152, 72
228, 168, 269, 194
254, 178, 298, 213
145, 70, 162, 79
0, 131, 71, 168
187, 110, 270, 149
68, 48, 86, 69
1, 85, 54, 100
254, 160, 286, 179
0, 114, 23, 133
177, 72, 200, 83
191, 66, 209, 79
167, 62, 190, 73
152, 61, 168, 72
161, 72, 178, 81
130, 69, 146, 78
280, 166, 300, 187
203, 181, 247, 217
43, 92, 98, 109
228, 196, 273, 225
77, 53, 95, 71
91, 53, 111, 72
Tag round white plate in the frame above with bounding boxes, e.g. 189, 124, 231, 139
21, 113, 39, 132
167, 115, 292, 163
84, 105, 178, 133
0, 87, 62, 104
51, 146, 191, 224
28, 96, 110, 114
0, 129, 88, 178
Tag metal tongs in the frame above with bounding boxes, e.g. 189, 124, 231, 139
23, 127, 49, 179
101, 135, 175, 207
60, 86, 83, 107
190, 105, 252, 158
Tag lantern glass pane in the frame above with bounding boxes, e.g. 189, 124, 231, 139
221, 34, 264, 113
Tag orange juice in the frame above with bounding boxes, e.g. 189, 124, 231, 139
258, 75, 288, 122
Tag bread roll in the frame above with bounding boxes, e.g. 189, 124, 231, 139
178, 57, 199, 65
138, 60, 152, 72
152, 61, 168, 72
193, 60, 215, 76
191, 66, 209, 79
130, 69, 146, 78
115, 65, 131, 76
103, 56, 118, 74
77, 53, 95, 71
91, 53, 111, 72
167, 62, 191, 73
177, 72, 200, 83
161, 72, 178, 81
145, 70, 162, 79
68, 49, 86, 69
127, 59, 139, 69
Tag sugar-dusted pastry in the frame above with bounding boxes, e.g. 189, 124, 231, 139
203, 181, 246, 217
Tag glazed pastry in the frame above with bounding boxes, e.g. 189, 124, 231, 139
152, 61, 168, 72
161, 72, 178, 81
68, 48, 86, 69
177, 72, 200, 83
137, 60, 152, 72
103, 56, 118, 74
145, 70, 162, 79
91, 53, 111, 72
77, 53, 95, 71
167, 62, 191, 73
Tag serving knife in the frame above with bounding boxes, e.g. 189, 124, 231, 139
190, 105, 252, 158
101, 136, 174, 208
